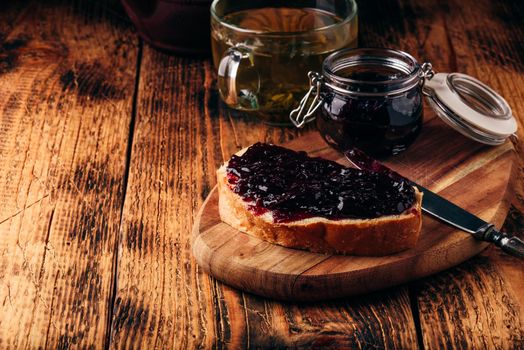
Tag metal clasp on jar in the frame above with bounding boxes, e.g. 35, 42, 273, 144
419, 62, 435, 94
289, 72, 324, 128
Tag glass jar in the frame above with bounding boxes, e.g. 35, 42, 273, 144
290, 48, 517, 156
293, 48, 427, 156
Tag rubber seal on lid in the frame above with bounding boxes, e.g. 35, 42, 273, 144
423, 72, 517, 145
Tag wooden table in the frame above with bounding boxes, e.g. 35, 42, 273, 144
0, 0, 523, 348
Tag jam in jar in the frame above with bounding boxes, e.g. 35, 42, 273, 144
291, 48, 518, 153
291, 48, 430, 157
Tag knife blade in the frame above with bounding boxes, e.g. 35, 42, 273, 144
344, 148, 524, 259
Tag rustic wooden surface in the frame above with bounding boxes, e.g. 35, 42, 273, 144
0, 0, 522, 348
0, 1, 137, 348
192, 129, 515, 301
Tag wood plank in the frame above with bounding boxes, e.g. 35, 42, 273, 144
0, 1, 137, 348
109, 41, 419, 347
399, 0, 524, 347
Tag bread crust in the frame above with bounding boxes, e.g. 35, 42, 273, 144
217, 150, 423, 256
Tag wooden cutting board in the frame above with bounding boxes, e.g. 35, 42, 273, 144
192, 118, 516, 301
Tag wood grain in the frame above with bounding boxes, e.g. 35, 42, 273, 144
414, 251, 524, 349
0, 1, 137, 348
0, 2, 31, 39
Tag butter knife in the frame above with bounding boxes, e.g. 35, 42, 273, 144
344, 148, 524, 259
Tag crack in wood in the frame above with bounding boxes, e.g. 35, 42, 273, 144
104, 37, 143, 350
0, 193, 50, 225
44, 269, 60, 350
409, 285, 426, 350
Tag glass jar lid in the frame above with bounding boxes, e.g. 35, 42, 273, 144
423, 72, 517, 145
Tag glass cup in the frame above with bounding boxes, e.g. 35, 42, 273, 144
211, 0, 358, 125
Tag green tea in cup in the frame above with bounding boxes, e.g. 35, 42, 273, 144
211, 0, 358, 125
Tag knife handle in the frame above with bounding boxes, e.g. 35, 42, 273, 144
498, 235, 524, 259
474, 224, 524, 259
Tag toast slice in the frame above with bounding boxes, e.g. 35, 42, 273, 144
218, 144, 423, 256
